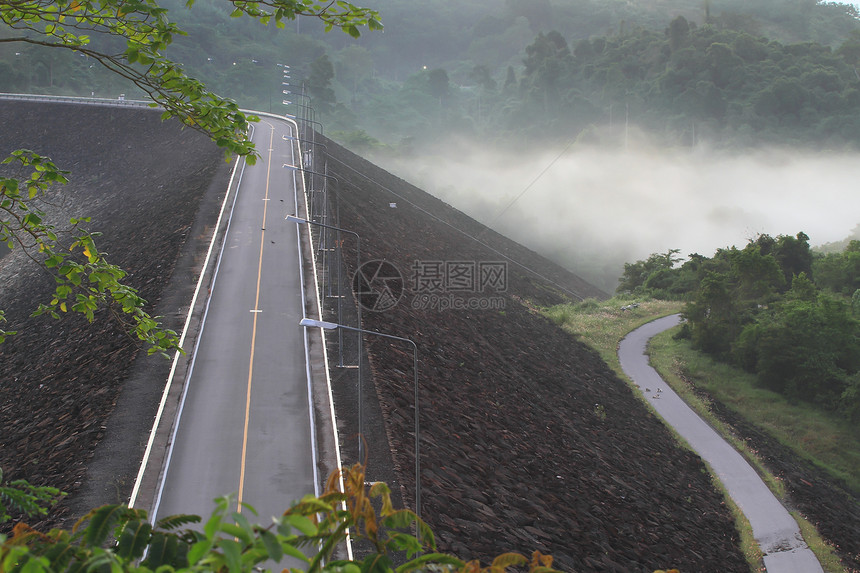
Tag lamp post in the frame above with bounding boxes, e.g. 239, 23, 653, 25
289, 215, 363, 459
286, 108, 323, 138
291, 92, 314, 123
299, 317, 421, 519
282, 163, 337, 224
286, 101, 323, 136
282, 134, 327, 172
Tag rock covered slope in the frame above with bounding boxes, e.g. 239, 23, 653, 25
0, 100, 231, 527
1, 99, 748, 571
311, 136, 749, 572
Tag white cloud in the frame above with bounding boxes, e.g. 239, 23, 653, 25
377, 139, 860, 293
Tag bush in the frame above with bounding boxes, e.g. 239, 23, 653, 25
1, 465, 562, 573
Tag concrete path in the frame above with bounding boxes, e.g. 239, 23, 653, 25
618, 314, 823, 573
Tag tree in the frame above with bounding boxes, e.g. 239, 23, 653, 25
616, 249, 682, 295
1, 0, 380, 157
427, 68, 450, 103
0, 0, 382, 353
1, 150, 182, 354
307, 54, 337, 113
773, 232, 813, 286
706, 42, 744, 88
666, 231, 860, 416
503, 66, 517, 91
813, 239, 860, 294
469, 64, 497, 91
729, 241, 785, 302
742, 294, 860, 406
336, 45, 373, 105
755, 78, 809, 118
685, 270, 739, 356
523, 31, 571, 78
667, 15, 690, 52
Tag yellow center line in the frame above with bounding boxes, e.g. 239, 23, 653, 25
237, 123, 275, 512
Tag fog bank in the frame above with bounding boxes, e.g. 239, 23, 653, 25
376, 140, 860, 293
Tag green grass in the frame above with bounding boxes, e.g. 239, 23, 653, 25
649, 330, 860, 495
646, 332, 787, 499
544, 296, 856, 573
542, 296, 685, 369
648, 331, 855, 573
712, 474, 763, 569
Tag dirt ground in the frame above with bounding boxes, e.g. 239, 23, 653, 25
0, 100, 856, 572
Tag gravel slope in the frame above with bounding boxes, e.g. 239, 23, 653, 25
2, 102, 854, 572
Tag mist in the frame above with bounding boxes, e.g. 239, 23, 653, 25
375, 138, 860, 294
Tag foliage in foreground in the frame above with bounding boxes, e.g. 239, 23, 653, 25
0, 0, 381, 354
0, 468, 63, 526
0, 0, 381, 158
0, 150, 180, 355
1, 464, 565, 573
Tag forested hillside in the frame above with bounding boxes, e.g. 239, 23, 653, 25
3, 0, 860, 150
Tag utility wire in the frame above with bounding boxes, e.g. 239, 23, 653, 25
486, 138, 576, 228
325, 151, 589, 301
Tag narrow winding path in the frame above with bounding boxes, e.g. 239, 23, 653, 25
617, 314, 823, 573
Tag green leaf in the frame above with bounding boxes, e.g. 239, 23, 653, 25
186, 538, 212, 565
218, 523, 252, 546
259, 529, 283, 562
22, 212, 42, 225
282, 542, 308, 562
81, 505, 129, 547
142, 532, 183, 569
115, 520, 152, 559
155, 513, 201, 530
360, 552, 394, 573
217, 538, 242, 573
384, 532, 422, 556
285, 513, 318, 536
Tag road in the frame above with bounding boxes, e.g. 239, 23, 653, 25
153, 116, 317, 526
618, 314, 823, 573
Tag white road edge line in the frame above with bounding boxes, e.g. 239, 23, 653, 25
276, 114, 353, 561
128, 126, 249, 511
138, 125, 254, 520
281, 117, 322, 498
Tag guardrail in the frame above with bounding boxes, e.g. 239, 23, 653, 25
0, 92, 156, 109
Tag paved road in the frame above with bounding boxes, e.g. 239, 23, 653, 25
618, 314, 823, 573
153, 116, 316, 526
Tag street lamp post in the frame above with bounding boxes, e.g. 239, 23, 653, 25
291, 92, 314, 126
282, 134, 327, 172
275, 63, 290, 113
282, 163, 337, 224
285, 215, 362, 376
288, 214, 364, 461
286, 101, 323, 136
299, 318, 421, 519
